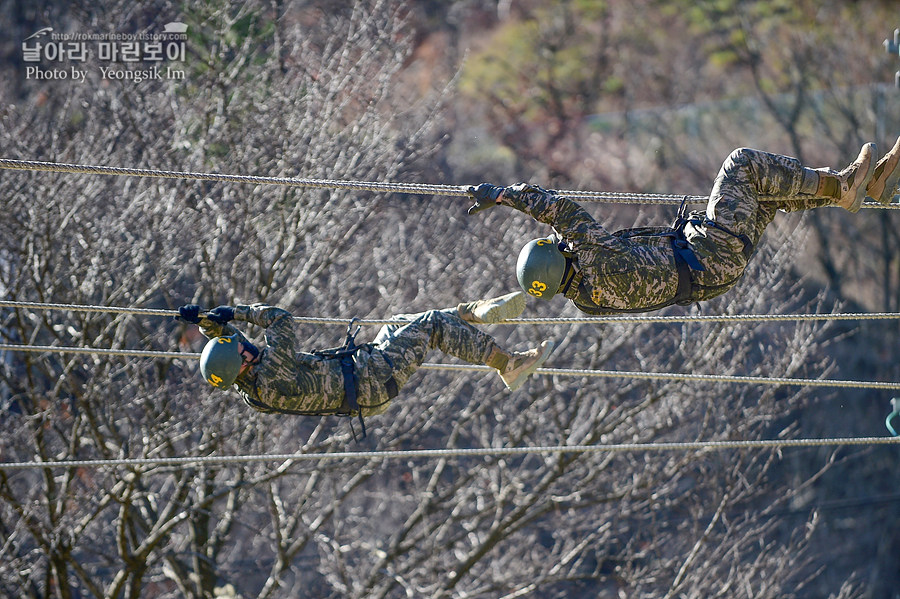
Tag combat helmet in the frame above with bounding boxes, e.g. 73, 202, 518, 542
200, 333, 243, 388
516, 236, 567, 301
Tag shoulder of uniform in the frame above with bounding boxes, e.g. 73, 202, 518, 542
506, 182, 555, 197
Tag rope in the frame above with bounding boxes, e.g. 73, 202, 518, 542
2, 158, 897, 208
419, 363, 900, 390
0, 300, 176, 319
2, 343, 897, 390
510, 312, 900, 325
0, 344, 189, 360
3, 300, 900, 326
2, 436, 898, 470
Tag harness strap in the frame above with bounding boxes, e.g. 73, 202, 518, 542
336, 354, 366, 441
670, 240, 697, 306
313, 319, 369, 441
560, 197, 755, 313
560, 225, 701, 308
672, 238, 705, 271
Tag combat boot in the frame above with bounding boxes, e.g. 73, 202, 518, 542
866, 135, 900, 205
499, 340, 554, 391
815, 143, 875, 213
458, 291, 526, 324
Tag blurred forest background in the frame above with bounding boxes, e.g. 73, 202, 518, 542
1, 0, 899, 597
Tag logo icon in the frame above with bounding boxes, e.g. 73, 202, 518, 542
24, 27, 53, 41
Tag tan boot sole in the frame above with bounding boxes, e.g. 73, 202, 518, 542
500, 340, 554, 391
841, 143, 876, 213
867, 135, 900, 204
467, 291, 526, 324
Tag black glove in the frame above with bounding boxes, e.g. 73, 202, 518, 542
466, 183, 505, 215
176, 304, 202, 324
206, 305, 236, 324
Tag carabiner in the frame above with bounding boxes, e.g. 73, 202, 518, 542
343, 317, 361, 349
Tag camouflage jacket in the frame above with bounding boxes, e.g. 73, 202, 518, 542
501, 184, 750, 313
199, 304, 359, 415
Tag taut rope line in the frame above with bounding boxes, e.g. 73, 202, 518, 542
2, 157, 897, 208
2, 436, 899, 470
2, 343, 897, 390
2, 300, 900, 326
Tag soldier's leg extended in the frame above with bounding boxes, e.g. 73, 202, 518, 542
373, 307, 552, 391
707, 145, 877, 247
780, 139, 899, 212
706, 148, 806, 248
372, 290, 526, 343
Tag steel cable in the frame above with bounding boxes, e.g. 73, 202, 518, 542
2, 343, 897, 390
2, 157, 897, 208
2, 436, 898, 470
3, 299, 900, 326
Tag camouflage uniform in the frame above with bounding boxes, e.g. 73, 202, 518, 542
502, 148, 835, 314
199, 304, 503, 417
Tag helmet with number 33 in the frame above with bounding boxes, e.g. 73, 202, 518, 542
516, 236, 567, 301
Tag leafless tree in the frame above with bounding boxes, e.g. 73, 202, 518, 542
0, 1, 890, 598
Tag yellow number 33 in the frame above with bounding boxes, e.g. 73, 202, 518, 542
528, 280, 547, 297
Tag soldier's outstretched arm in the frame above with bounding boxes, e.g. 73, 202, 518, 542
466, 182, 615, 245
221, 304, 297, 364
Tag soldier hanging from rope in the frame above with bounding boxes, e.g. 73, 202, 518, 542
175, 293, 552, 434
466, 137, 900, 315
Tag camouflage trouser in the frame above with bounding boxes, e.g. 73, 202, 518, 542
356, 308, 500, 416
682, 147, 837, 299
706, 147, 835, 249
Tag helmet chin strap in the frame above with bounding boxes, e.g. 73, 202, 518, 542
242, 340, 260, 361
557, 257, 577, 295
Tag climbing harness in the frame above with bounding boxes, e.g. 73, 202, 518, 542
311, 318, 369, 441
560, 197, 754, 314
234, 318, 398, 441
671, 199, 754, 261
307, 319, 400, 441
669, 196, 756, 301
559, 220, 702, 314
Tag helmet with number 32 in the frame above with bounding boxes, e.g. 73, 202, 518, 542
516, 236, 567, 301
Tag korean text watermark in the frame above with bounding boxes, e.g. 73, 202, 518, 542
21, 22, 189, 84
